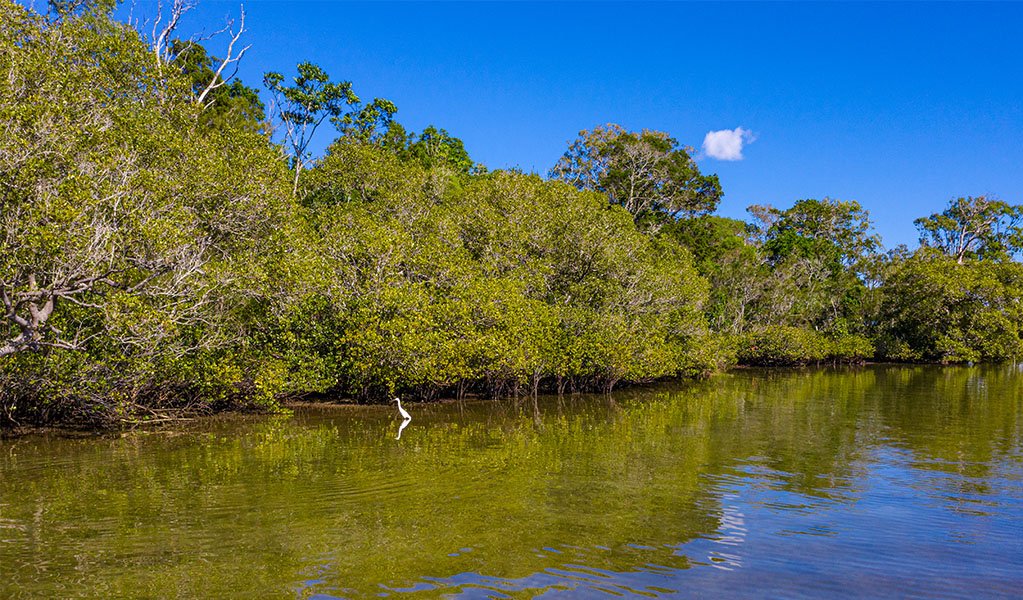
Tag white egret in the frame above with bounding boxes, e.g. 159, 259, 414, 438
394, 397, 411, 421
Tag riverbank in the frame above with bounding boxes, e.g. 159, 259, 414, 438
4, 360, 999, 437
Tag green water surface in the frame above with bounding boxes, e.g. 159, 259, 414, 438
1, 365, 1021, 598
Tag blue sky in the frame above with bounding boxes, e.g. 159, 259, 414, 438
111, 1, 1021, 249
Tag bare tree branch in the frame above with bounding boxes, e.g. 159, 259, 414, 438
195, 7, 250, 106
152, 0, 195, 70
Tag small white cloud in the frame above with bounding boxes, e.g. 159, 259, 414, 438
702, 127, 757, 161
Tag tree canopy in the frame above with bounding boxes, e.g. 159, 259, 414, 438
2, 0, 1021, 430
550, 124, 722, 225
169, 40, 266, 132
915, 196, 1023, 264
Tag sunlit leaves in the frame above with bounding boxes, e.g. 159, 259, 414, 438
285, 145, 715, 399
1, 2, 298, 424
874, 253, 1023, 362
550, 124, 722, 225
914, 195, 1023, 264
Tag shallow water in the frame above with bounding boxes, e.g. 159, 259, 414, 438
1, 365, 1021, 598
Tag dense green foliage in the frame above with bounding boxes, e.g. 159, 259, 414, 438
873, 251, 1023, 362
0, 2, 299, 424
168, 40, 266, 132
550, 124, 723, 226
288, 140, 717, 400
914, 195, 1023, 264
1, 1, 1021, 428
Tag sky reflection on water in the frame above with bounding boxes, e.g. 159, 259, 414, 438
1, 365, 1021, 599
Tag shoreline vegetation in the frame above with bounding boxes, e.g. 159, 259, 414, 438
0, 361, 975, 439
2, 1, 1022, 430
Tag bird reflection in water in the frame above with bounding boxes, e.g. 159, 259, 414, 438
394, 397, 411, 440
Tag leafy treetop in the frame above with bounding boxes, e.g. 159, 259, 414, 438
550, 124, 722, 226
914, 195, 1023, 264
264, 62, 396, 194
749, 198, 880, 271
170, 39, 265, 132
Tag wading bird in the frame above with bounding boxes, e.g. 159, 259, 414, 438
394, 397, 411, 421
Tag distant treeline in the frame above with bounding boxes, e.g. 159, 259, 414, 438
2, 1, 1022, 427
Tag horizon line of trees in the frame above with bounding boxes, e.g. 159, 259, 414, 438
2, 0, 1021, 428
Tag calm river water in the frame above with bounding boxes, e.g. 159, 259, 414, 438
2, 365, 1022, 598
